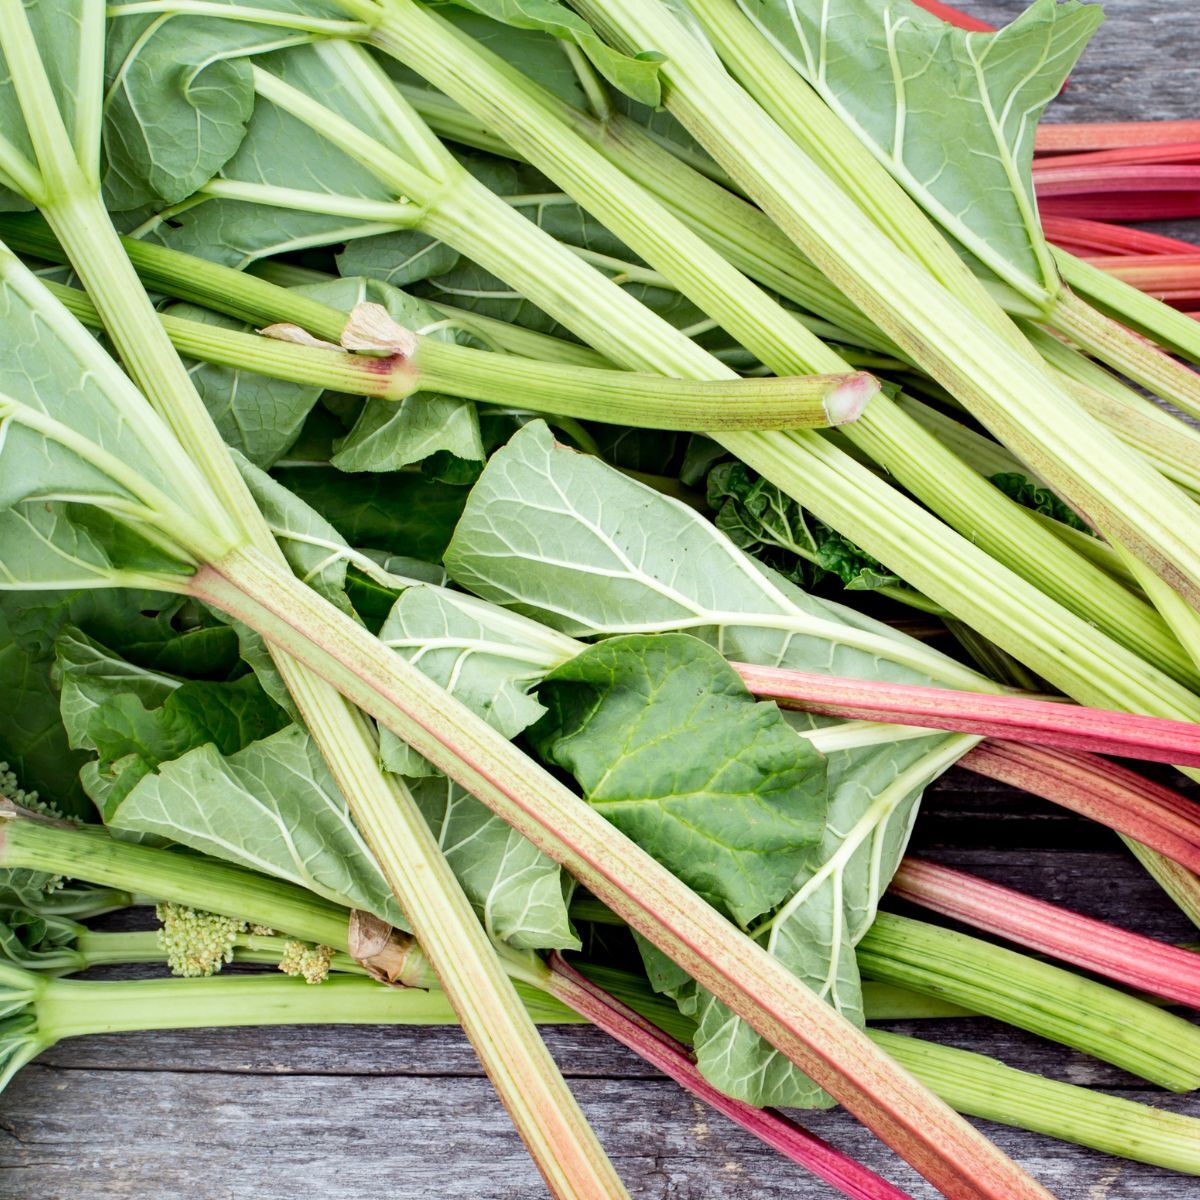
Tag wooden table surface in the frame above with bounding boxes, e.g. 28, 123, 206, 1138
3, 3, 1198, 1197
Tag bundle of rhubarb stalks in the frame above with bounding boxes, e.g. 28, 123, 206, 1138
4, 0, 1200, 1197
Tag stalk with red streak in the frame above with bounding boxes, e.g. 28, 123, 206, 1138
545, 955, 915, 1200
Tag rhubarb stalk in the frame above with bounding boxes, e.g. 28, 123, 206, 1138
891, 858, 1200, 1010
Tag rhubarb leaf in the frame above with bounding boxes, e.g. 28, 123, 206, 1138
734, 0, 1102, 300
102, 4, 269, 210
0, 252, 221, 591
445, 421, 975, 1105
438, 0, 665, 105
108, 724, 409, 927
532, 633, 827, 925
377, 584, 575, 776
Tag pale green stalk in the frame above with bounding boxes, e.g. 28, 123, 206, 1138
579, 0, 1200, 609
680, 0, 1200, 430
357, 3, 1200, 703
46, 276, 862, 430
0, 10, 627, 1194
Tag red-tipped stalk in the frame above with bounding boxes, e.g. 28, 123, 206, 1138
733, 663, 1200, 767
1042, 216, 1197, 258
1080, 255, 1200, 307
1035, 164, 1200, 221
891, 858, 1200, 1010
909, 0, 994, 33
960, 742, 1200, 877
1036, 120, 1200, 153
1037, 143, 1200, 169
545, 955, 914, 1200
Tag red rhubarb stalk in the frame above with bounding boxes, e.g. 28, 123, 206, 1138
961, 742, 1200, 877
733, 662, 1200, 767
891, 858, 1200, 1010
1042, 215, 1197, 258
545, 955, 914, 1200
1035, 164, 1200, 221
909, 0, 994, 32
1037, 120, 1200, 154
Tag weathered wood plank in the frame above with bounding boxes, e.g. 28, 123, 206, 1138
2, 1066, 1196, 1200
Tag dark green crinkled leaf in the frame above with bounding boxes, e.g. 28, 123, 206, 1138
436, 0, 664, 106
708, 462, 904, 593
990, 471, 1092, 533
532, 633, 827, 926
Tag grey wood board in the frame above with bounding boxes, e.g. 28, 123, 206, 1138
3, 1, 1200, 1198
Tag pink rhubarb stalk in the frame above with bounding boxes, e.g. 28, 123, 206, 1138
891, 858, 1200, 1010
960, 742, 1200, 877
1041, 215, 1197, 258
732, 662, 1200, 767
545, 955, 914, 1200
1036, 120, 1200, 154
1080, 254, 1200, 307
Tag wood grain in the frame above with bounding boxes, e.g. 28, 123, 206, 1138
3, 2, 1199, 1197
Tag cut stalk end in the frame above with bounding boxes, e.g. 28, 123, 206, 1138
823, 371, 880, 426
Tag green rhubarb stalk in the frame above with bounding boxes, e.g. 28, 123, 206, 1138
681, 0, 1200, 438
43, 276, 874, 431
353, 3, 1200, 698
871, 1030, 1200, 1177
0, 815, 961, 1026
1054, 249, 1200, 392
0, 10, 627, 1194
578, 0, 1200, 609
858, 913, 1200, 1092
7, 959, 1200, 1176
184, 538, 1055, 1200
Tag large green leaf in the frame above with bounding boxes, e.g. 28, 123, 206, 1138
0, 251, 223, 590
445, 421, 974, 1105
437, 0, 664, 105
55, 627, 289, 816
108, 724, 408, 927
734, 0, 1101, 300
533, 633, 827, 925
0, 590, 239, 820
444, 424, 969, 686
